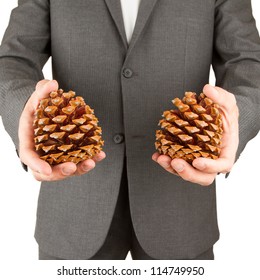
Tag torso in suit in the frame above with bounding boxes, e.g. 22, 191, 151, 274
0, 0, 260, 259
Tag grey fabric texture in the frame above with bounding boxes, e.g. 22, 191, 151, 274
0, 0, 260, 259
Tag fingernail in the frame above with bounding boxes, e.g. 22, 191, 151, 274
62, 168, 74, 175
173, 163, 184, 172
82, 164, 90, 172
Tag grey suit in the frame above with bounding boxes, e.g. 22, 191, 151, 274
0, 0, 260, 259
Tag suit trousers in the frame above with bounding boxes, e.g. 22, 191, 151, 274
39, 160, 214, 260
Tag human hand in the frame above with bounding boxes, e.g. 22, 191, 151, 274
152, 84, 239, 186
18, 79, 106, 181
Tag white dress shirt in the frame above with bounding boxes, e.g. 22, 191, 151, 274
120, 0, 142, 43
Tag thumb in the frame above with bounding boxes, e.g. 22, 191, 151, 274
203, 84, 237, 112
31, 80, 59, 110
35, 79, 51, 91
202, 84, 227, 105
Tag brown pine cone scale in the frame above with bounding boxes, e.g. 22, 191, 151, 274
33, 89, 104, 165
155, 92, 223, 163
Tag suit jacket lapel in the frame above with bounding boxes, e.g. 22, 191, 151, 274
104, 0, 128, 50
104, 0, 159, 55
127, 0, 158, 55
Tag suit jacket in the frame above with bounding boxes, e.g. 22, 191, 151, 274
0, 0, 260, 259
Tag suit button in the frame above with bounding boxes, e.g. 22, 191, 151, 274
113, 134, 124, 144
122, 68, 133, 78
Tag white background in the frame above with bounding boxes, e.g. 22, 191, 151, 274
0, 0, 259, 278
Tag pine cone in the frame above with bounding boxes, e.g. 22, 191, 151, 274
33, 89, 104, 165
155, 92, 223, 163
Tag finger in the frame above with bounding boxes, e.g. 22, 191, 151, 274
156, 155, 178, 175
18, 80, 59, 172
35, 79, 50, 91
152, 152, 160, 162
19, 108, 36, 150
22, 79, 58, 120
203, 84, 237, 113
36, 79, 59, 97
20, 147, 52, 175
92, 151, 106, 163
33, 162, 77, 182
18, 107, 51, 175
171, 159, 216, 186
19, 80, 59, 143
30, 80, 59, 111
18, 107, 38, 160
75, 159, 96, 176
35, 79, 50, 90
192, 157, 233, 174
76, 152, 106, 175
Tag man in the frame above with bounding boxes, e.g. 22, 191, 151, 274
0, 0, 259, 260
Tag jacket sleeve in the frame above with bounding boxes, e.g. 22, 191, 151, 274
0, 0, 50, 149
213, 0, 260, 161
